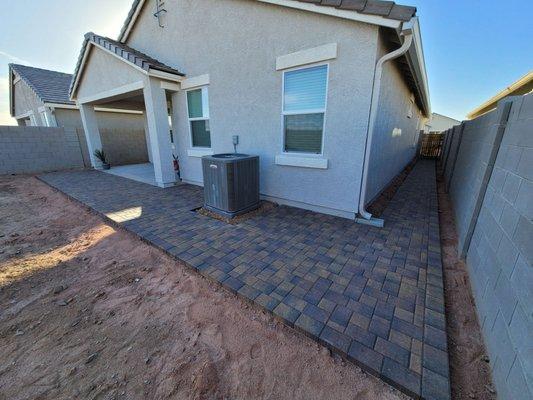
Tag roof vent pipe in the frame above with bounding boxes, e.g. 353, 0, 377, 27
356, 23, 414, 227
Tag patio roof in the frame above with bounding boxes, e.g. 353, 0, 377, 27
69, 32, 185, 99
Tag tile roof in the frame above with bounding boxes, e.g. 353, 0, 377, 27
10, 64, 75, 105
84, 33, 184, 76
295, 0, 416, 21
118, 0, 416, 42
70, 32, 184, 97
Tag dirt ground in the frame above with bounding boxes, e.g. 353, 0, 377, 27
436, 173, 497, 400
0, 175, 406, 400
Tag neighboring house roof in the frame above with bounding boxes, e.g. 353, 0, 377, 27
9, 64, 75, 110
119, 0, 416, 42
467, 71, 533, 119
70, 32, 185, 99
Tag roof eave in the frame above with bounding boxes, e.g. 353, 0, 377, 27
118, 0, 146, 42
400, 17, 431, 117
69, 38, 185, 101
467, 71, 533, 119
257, 0, 402, 29
69, 38, 91, 101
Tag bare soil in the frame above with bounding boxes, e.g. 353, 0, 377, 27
436, 173, 497, 400
0, 175, 405, 400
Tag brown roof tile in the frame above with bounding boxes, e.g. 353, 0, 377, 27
296, 0, 416, 21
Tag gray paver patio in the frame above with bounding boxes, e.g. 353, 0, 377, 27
39, 160, 450, 400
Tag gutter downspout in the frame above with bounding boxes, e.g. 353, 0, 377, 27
356, 24, 414, 227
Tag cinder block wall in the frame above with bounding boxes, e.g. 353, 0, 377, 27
0, 126, 85, 174
444, 93, 533, 400
100, 128, 149, 166
448, 108, 505, 255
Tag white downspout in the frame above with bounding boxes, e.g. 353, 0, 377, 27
356, 24, 414, 227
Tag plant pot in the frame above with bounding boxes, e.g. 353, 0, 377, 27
102, 163, 111, 170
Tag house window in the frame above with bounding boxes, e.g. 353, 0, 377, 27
282, 64, 328, 154
187, 87, 210, 148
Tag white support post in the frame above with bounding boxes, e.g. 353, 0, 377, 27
143, 113, 153, 163
79, 103, 103, 169
143, 77, 176, 187
46, 108, 58, 127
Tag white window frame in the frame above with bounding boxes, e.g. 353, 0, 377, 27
281, 63, 329, 156
186, 86, 211, 149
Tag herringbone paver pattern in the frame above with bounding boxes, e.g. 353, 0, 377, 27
39, 160, 450, 400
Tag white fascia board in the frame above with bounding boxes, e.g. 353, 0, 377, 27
409, 17, 431, 116
77, 81, 145, 105
45, 102, 143, 114
148, 68, 184, 83
14, 110, 33, 119
70, 42, 93, 101
44, 102, 78, 110
119, 0, 147, 42
180, 74, 210, 90
257, 0, 401, 29
276, 43, 337, 71
95, 107, 143, 115
275, 155, 328, 169
160, 81, 180, 91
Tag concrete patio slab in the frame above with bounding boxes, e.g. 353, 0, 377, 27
39, 160, 450, 400
102, 163, 158, 187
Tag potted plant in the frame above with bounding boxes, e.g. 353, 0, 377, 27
94, 149, 110, 170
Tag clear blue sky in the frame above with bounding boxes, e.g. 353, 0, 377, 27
1, 0, 532, 124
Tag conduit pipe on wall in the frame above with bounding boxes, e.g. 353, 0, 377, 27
356, 23, 414, 227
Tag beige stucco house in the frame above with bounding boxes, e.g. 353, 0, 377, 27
426, 113, 460, 134
8, 63, 149, 167
69, 0, 431, 223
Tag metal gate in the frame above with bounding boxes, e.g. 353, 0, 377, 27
420, 133, 445, 158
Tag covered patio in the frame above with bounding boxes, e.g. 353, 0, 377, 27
40, 160, 450, 400
70, 33, 184, 188
103, 162, 157, 187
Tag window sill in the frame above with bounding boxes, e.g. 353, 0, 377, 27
275, 155, 328, 169
187, 148, 214, 158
